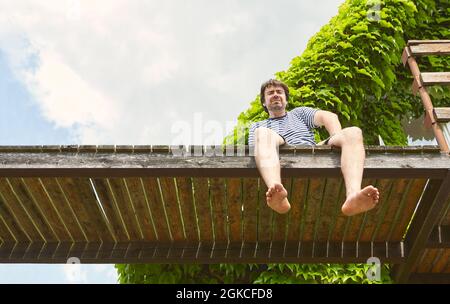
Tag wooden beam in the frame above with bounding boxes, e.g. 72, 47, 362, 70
392, 171, 450, 283
0, 240, 404, 264
408, 274, 450, 284
0, 147, 448, 179
427, 225, 450, 249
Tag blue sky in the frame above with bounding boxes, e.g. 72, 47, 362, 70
0, 0, 436, 283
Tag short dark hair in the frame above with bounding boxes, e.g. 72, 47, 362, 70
260, 79, 289, 113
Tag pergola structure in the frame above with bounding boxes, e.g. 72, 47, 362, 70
0, 40, 449, 283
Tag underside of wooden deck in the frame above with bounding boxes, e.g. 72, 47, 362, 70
0, 145, 449, 284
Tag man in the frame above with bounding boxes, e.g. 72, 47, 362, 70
248, 79, 379, 216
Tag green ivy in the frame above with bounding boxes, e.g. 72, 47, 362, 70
116, 0, 449, 284
224, 0, 450, 146
116, 263, 393, 284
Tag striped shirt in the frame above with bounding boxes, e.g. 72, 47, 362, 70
248, 107, 319, 146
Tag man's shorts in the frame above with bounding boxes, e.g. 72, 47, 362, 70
317, 135, 333, 146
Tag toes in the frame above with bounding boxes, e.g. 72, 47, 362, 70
363, 186, 379, 198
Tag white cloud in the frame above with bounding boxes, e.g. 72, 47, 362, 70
0, 0, 345, 146
61, 264, 118, 284
62, 264, 88, 284
22, 48, 120, 129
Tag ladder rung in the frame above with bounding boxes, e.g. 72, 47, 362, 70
408, 40, 450, 45
421, 72, 450, 86
409, 42, 450, 56
435, 108, 450, 123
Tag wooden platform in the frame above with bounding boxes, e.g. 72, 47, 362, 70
0, 145, 449, 284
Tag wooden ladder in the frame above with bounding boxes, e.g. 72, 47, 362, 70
402, 40, 450, 152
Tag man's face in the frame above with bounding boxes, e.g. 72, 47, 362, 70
264, 85, 287, 112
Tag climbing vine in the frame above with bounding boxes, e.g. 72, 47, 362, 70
224, 0, 450, 145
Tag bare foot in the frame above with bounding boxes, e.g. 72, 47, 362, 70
341, 185, 380, 216
266, 183, 291, 214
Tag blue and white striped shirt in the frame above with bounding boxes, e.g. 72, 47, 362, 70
248, 107, 319, 146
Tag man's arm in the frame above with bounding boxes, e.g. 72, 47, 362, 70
313, 110, 342, 136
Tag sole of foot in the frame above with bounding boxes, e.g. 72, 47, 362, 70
266, 183, 291, 214
341, 185, 380, 216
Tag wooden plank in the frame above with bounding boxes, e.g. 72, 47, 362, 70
441, 198, 450, 225
372, 179, 410, 242
242, 178, 258, 243
327, 180, 347, 242
343, 179, 377, 242
5, 178, 57, 241
0, 214, 15, 242
193, 177, 213, 242
409, 42, 450, 56
175, 177, 199, 241
158, 177, 185, 241
21, 178, 72, 241
140, 177, 172, 241
0, 178, 43, 241
390, 179, 428, 241
446, 258, 450, 273
368, 179, 396, 241
209, 178, 228, 242
356, 179, 392, 242
256, 180, 272, 242
226, 178, 242, 243
107, 178, 143, 240
57, 177, 113, 242
0, 193, 29, 242
431, 249, 450, 273
300, 178, 325, 242
39, 177, 86, 241
91, 178, 129, 242
315, 178, 341, 242
435, 108, 450, 123
417, 249, 439, 273
122, 177, 158, 241
421, 72, 450, 86
286, 178, 308, 241
271, 178, 291, 242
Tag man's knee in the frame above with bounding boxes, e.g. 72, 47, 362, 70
342, 126, 363, 142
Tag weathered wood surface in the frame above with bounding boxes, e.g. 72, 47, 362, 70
0, 146, 448, 178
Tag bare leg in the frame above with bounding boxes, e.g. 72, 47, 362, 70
254, 127, 291, 214
327, 127, 380, 216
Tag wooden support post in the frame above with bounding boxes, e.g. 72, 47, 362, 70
392, 170, 450, 283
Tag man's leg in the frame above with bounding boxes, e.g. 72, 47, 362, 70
254, 127, 291, 214
327, 127, 380, 216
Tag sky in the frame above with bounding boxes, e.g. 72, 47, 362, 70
0, 0, 436, 284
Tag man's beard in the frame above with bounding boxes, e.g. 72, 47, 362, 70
269, 104, 284, 111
